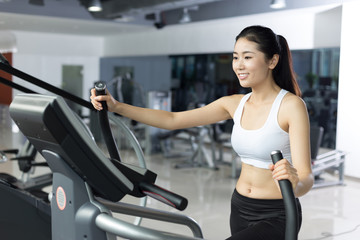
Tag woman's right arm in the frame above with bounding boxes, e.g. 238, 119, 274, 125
90, 88, 236, 130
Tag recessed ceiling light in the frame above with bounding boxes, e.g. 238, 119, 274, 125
270, 0, 286, 9
88, 0, 102, 12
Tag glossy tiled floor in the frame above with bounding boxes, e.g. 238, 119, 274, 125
1, 104, 360, 240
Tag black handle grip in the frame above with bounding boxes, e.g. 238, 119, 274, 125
94, 81, 108, 110
271, 150, 298, 240
94, 82, 121, 162
139, 182, 188, 211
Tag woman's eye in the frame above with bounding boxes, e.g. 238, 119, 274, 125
233, 56, 238, 60
245, 56, 252, 60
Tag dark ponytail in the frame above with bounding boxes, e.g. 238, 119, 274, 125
275, 35, 301, 96
236, 26, 301, 97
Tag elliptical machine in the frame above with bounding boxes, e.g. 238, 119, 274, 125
9, 91, 203, 239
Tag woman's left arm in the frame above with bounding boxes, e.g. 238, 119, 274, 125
271, 95, 314, 197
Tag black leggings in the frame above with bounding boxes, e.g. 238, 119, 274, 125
226, 189, 302, 240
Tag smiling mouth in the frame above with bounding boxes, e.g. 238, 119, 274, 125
238, 73, 248, 79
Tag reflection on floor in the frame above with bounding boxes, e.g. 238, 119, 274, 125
1, 104, 360, 240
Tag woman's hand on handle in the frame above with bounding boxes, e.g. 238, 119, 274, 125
90, 88, 119, 112
269, 159, 299, 192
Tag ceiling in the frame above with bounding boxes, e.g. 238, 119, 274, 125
0, 0, 350, 36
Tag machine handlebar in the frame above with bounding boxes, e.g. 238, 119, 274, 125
94, 81, 107, 110
94, 82, 188, 211
139, 182, 188, 211
270, 150, 299, 240
94, 81, 121, 162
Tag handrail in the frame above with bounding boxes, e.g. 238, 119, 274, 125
95, 213, 204, 240
96, 198, 203, 238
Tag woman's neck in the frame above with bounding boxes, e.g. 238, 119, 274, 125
249, 83, 281, 104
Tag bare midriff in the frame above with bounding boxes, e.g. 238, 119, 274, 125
236, 163, 283, 199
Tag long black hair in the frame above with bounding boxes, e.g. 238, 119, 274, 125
235, 25, 301, 96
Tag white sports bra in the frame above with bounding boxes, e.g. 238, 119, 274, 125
231, 89, 292, 169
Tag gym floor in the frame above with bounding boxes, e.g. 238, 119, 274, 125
1, 104, 360, 240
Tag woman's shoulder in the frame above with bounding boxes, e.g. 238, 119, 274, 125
281, 92, 308, 119
282, 92, 307, 110
277, 92, 309, 131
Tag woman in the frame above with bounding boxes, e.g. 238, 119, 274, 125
90, 25, 314, 240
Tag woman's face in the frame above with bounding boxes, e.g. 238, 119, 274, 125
232, 38, 276, 89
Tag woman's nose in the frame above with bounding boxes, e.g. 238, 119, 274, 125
233, 59, 244, 70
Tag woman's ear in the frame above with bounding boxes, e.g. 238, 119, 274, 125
269, 54, 279, 70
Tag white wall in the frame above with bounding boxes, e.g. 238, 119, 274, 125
11, 31, 103, 115
314, 6, 342, 48
14, 31, 103, 56
337, 1, 360, 178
